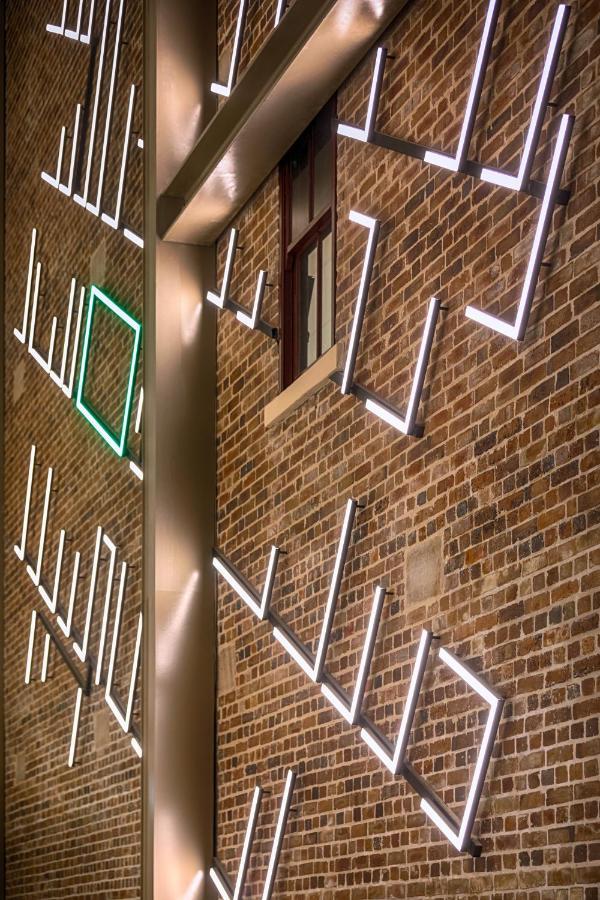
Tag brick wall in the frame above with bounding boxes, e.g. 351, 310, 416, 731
4, 1, 143, 896
214, 0, 599, 897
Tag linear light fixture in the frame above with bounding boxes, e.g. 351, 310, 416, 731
105, 564, 142, 734
75, 285, 142, 458
46, 0, 68, 35
213, 545, 280, 621
321, 585, 385, 724
25, 610, 37, 685
102, 83, 136, 229
41, 634, 51, 682
57, 550, 81, 638
131, 736, 142, 758
360, 629, 433, 774
236, 270, 268, 329
465, 113, 573, 340
424, 0, 501, 173
274, 0, 287, 26
39, 529, 67, 613
28, 262, 59, 375
261, 769, 296, 900
65, 0, 84, 40
341, 211, 381, 394
481, 5, 570, 191
207, 228, 238, 309
62, 285, 85, 399
73, 526, 103, 663
14, 228, 37, 343
210, 0, 248, 98
14, 444, 36, 561
95, 534, 118, 685
68, 688, 83, 767
274, 499, 358, 684
42, 125, 67, 188
420, 646, 504, 852
26, 466, 53, 588
59, 104, 82, 197
337, 47, 388, 143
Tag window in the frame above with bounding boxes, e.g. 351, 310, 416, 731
280, 100, 336, 387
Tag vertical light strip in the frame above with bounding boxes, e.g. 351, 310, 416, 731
59, 104, 82, 197
134, 386, 144, 434
105, 563, 143, 733
73, 526, 103, 662
41, 634, 51, 682
25, 611, 37, 685
274, 0, 286, 26
63, 285, 85, 399
261, 770, 296, 900
337, 47, 388, 143
58, 550, 81, 637
52, 278, 77, 388
14, 444, 37, 561
68, 688, 83, 767
424, 0, 501, 172
46, 0, 68, 35
26, 466, 53, 587
207, 228, 238, 308
42, 125, 67, 188
341, 212, 381, 394
236, 269, 268, 329
14, 228, 37, 343
39, 528, 66, 613
95, 534, 118, 685
65, 0, 84, 40
28, 262, 59, 375
81, 0, 96, 44
102, 83, 136, 229
210, 0, 248, 97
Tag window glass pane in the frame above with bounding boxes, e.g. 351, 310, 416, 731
291, 134, 310, 242
321, 230, 334, 353
299, 243, 319, 371
313, 111, 333, 217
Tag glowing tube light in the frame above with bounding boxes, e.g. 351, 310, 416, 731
466, 113, 573, 340
73, 527, 103, 662
26, 466, 53, 588
25, 610, 37, 685
134, 386, 144, 434
207, 228, 238, 309
80, 0, 96, 44
105, 564, 142, 734
42, 125, 67, 188
481, 6, 570, 191
58, 551, 81, 638
360, 629, 433, 775
123, 227, 144, 248
41, 634, 51, 682
95, 534, 118, 685
262, 769, 296, 900
131, 736, 142, 758
14, 228, 37, 343
210, 785, 262, 900
210, 0, 248, 98
68, 688, 83, 767
46, 0, 68, 35
65, 0, 84, 40
102, 84, 136, 229
129, 461, 143, 481
274, 0, 287, 26
424, 0, 501, 173
28, 262, 59, 376
62, 285, 85, 399
236, 270, 268, 329
341, 211, 381, 394
213, 546, 280, 622
420, 646, 503, 852
50, 279, 76, 389
364, 298, 441, 436
321, 585, 385, 724
337, 47, 388, 143
59, 104, 82, 197
39, 529, 66, 613
14, 444, 36, 561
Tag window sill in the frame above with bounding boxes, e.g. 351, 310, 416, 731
264, 344, 340, 428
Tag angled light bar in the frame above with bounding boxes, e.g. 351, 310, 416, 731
62, 284, 85, 399
481, 5, 570, 191
360, 629, 433, 775
123, 226, 144, 248
466, 113, 573, 340
261, 769, 296, 900
25, 610, 37, 685
337, 47, 388, 143
14, 228, 37, 343
322, 585, 385, 724
274, 499, 358, 684
26, 465, 53, 588
42, 125, 67, 188
14, 444, 36, 561
209, 779, 267, 900
274, 0, 287, 26
420, 646, 503, 852
101, 83, 136, 229
28, 262, 58, 375
68, 687, 83, 767
59, 104, 82, 197
424, 0, 501, 173
80, 0, 96, 44
65, 0, 84, 40
95, 534, 118, 685
210, 0, 248, 98
236, 270, 268, 330
134, 386, 144, 434
41, 633, 51, 682
49, 278, 76, 389
73, 526, 103, 662
39, 528, 67, 613
207, 228, 239, 309
131, 736, 142, 758
213, 545, 281, 622
46, 0, 68, 35
105, 564, 142, 734
341, 211, 381, 394
58, 550, 81, 638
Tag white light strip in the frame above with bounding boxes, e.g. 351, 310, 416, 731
272, 626, 316, 679
341, 211, 381, 394
62, 285, 85, 399
261, 770, 296, 900
236, 269, 268, 329
59, 104, 82, 196
210, 0, 248, 98
209, 867, 233, 900
73, 526, 103, 662
321, 585, 385, 724
337, 47, 387, 143
47, 0, 68, 35
481, 5, 569, 191
50, 278, 76, 388
95, 534, 118, 685
26, 466, 53, 588
58, 550, 81, 637
28, 262, 59, 375
81, 0, 96, 44
466, 113, 573, 340
207, 228, 238, 309
424, 0, 501, 172
131, 736, 142, 758
25, 611, 37, 685
214, 556, 261, 618
102, 83, 136, 229
134, 386, 144, 434
123, 227, 144, 248
420, 646, 503, 851
213, 546, 280, 621
42, 125, 67, 188
88, 0, 125, 216
360, 629, 433, 774
129, 461, 144, 480
14, 228, 37, 343
209, 784, 262, 900
274, 0, 286, 26
74, 0, 111, 208
68, 688, 83, 767
39, 528, 66, 613
65, 0, 84, 40
41, 634, 51, 682
14, 444, 36, 561
105, 564, 142, 733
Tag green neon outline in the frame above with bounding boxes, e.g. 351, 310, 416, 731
75, 285, 142, 458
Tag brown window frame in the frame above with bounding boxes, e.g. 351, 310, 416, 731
279, 98, 337, 389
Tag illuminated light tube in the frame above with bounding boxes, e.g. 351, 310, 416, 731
210, 0, 248, 98
59, 104, 82, 196
14, 444, 36, 561
213, 545, 280, 622
321, 585, 385, 724
65, 0, 84, 40
88, 0, 125, 216
101, 83, 136, 229
41, 634, 51, 682
209, 787, 262, 900
62, 285, 86, 399
420, 646, 504, 852
105, 564, 142, 734
95, 534, 118, 685
274, 0, 287, 26
360, 629, 433, 775
123, 227, 144, 248
75, 285, 142, 458
341, 211, 381, 394
364, 297, 442, 436
80, 0, 96, 44
58, 550, 81, 638
25, 610, 37, 685
261, 769, 296, 900
39, 529, 67, 613
134, 386, 144, 434
481, 5, 570, 191
14, 228, 37, 343
46, 0, 68, 35
28, 262, 59, 375
42, 125, 67, 188
73, 0, 111, 208
466, 113, 574, 340
49, 279, 76, 389
68, 688, 83, 767
337, 47, 388, 143
207, 228, 238, 309
236, 270, 268, 329
424, 0, 501, 173
73, 526, 103, 663
131, 736, 142, 758
137, 137, 144, 149
26, 466, 53, 588
272, 625, 316, 680
129, 461, 144, 481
